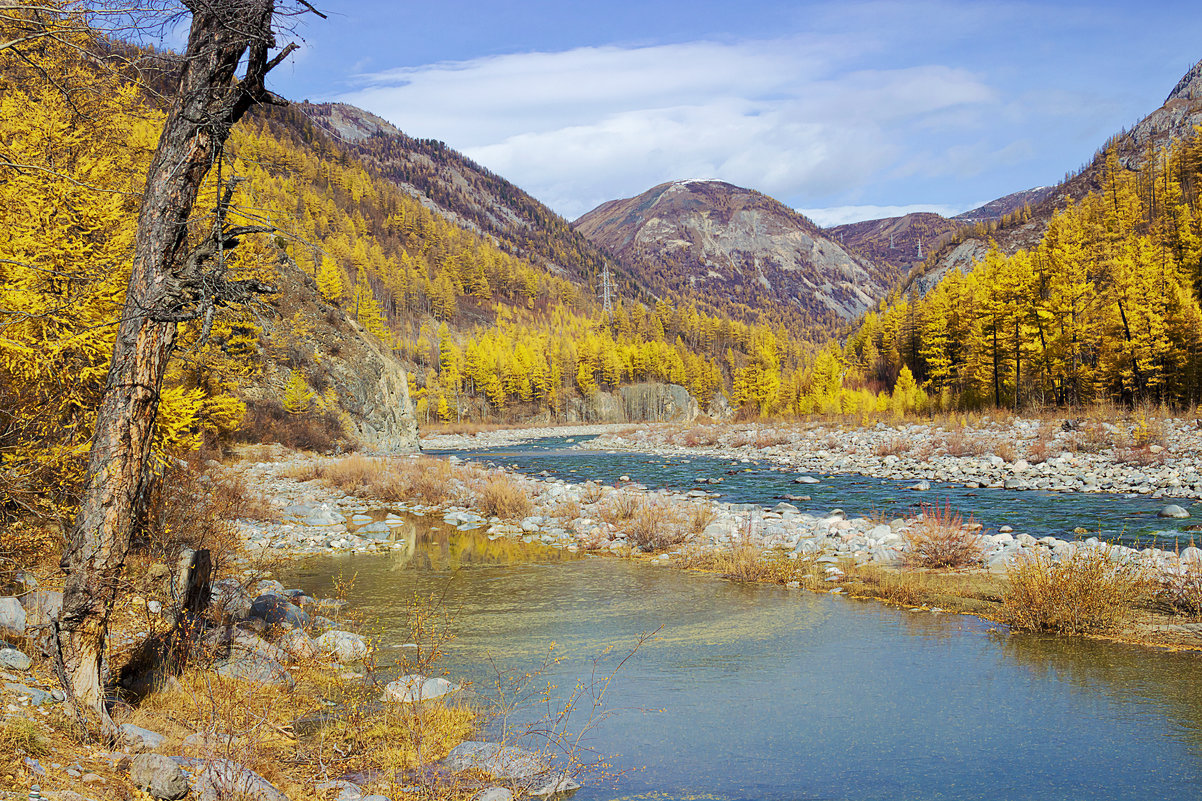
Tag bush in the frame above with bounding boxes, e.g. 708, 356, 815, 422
1151, 560, 1202, 618
600, 491, 641, 524
1002, 547, 1145, 634
475, 474, 531, 520
625, 500, 687, 551
903, 502, 984, 569
316, 455, 457, 506
238, 399, 347, 452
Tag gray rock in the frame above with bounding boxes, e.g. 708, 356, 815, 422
906, 481, 931, 491
119, 723, 165, 753
793, 476, 820, 484
1181, 546, 1202, 564
277, 628, 317, 661
131, 753, 189, 800
0, 647, 32, 671
444, 741, 548, 780
315, 630, 369, 662
1159, 504, 1190, 519
210, 579, 253, 620
190, 759, 289, 801
249, 595, 310, 629
4, 681, 51, 705
19, 590, 62, 627
474, 789, 514, 801
215, 652, 294, 688
385, 675, 457, 703
0, 597, 26, 637
528, 773, 581, 797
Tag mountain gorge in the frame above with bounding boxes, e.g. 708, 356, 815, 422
573, 180, 899, 329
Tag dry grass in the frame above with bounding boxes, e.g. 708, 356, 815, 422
675, 544, 802, 583
873, 436, 913, 457
625, 500, 688, 551
845, 564, 1004, 615
599, 491, 641, 524
674, 425, 722, 447
941, 429, 990, 457
1151, 560, 1202, 618
903, 502, 984, 569
687, 503, 717, 537
1002, 548, 1145, 634
315, 454, 459, 506
475, 474, 532, 520
581, 481, 605, 504
992, 440, 1017, 462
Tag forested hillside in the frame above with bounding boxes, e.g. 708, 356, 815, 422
836, 142, 1202, 411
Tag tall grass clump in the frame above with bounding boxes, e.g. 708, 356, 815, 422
1002, 548, 1145, 634
1151, 559, 1202, 618
625, 500, 688, 551
903, 502, 984, 569
475, 474, 532, 520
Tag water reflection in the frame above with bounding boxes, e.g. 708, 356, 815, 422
285, 552, 1202, 801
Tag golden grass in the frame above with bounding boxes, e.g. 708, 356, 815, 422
903, 502, 984, 569
475, 474, 532, 520
625, 500, 688, 551
675, 544, 803, 584
844, 564, 1004, 616
314, 454, 460, 506
599, 490, 641, 524
1002, 548, 1145, 634
1151, 560, 1202, 618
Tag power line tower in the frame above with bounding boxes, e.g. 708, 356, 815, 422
916, 236, 923, 260
601, 264, 614, 318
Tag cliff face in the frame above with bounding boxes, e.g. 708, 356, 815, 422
575, 180, 898, 322
565, 382, 699, 423
239, 254, 419, 453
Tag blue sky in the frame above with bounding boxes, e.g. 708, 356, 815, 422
265, 0, 1202, 225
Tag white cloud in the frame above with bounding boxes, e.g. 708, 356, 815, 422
799, 203, 973, 227
338, 39, 997, 219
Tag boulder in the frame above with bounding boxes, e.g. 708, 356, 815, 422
0, 597, 26, 637
249, 595, 310, 629
473, 790, 514, 801
315, 630, 369, 663
119, 723, 165, 753
444, 741, 580, 797
19, 590, 62, 627
277, 628, 317, 661
384, 674, 457, 703
1159, 504, 1190, 519
210, 579, 253, 620
130, 753, 189, 800
0, 647, 32, 671
1179, 546, 1202, 565
190, 759, 289, 801
215, 652, 294, 688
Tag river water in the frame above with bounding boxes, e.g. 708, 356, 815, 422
425, 436, 1202, 548
285, 439, 1202, 800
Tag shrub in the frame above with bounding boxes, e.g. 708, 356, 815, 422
475, 474, 532, 520
0, 717, 48, 757
625, 501, 687, 551
600, 491, 641, 524
903, 502, 984, 568
687, 503, 717, 537
1002, 547, 1145, 634
874, 436, 912, 457
238, 398, 347, 452
580, 481, 605, 504
1151, 560, 1202, 618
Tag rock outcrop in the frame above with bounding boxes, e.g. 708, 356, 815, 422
575, 180, 894, 321
566, 382, 699, 423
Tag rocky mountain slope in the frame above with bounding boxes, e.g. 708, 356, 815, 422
573, 180, 899, 325
298, 102, 627, 292
827, 212, 962, 278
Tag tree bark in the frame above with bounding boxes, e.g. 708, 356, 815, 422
55, 0, 293, 740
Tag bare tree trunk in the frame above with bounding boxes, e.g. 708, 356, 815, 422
56, 0, 298, 740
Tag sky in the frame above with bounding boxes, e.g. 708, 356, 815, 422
261, 0, 1202, 226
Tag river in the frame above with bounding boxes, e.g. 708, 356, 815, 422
284, 439, 1202, 800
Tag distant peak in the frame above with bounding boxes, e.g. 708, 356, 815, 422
1167, 58, 1202, 103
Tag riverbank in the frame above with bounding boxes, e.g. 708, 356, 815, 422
221, 445, 1202, 651
425, 415, 1202, 499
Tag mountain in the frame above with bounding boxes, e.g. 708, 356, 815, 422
910, 57, 1202, 294
573, 180, 900, 327
827, 212, 962, 278
299, 102, 626, 292
952, 186, 1058, 223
